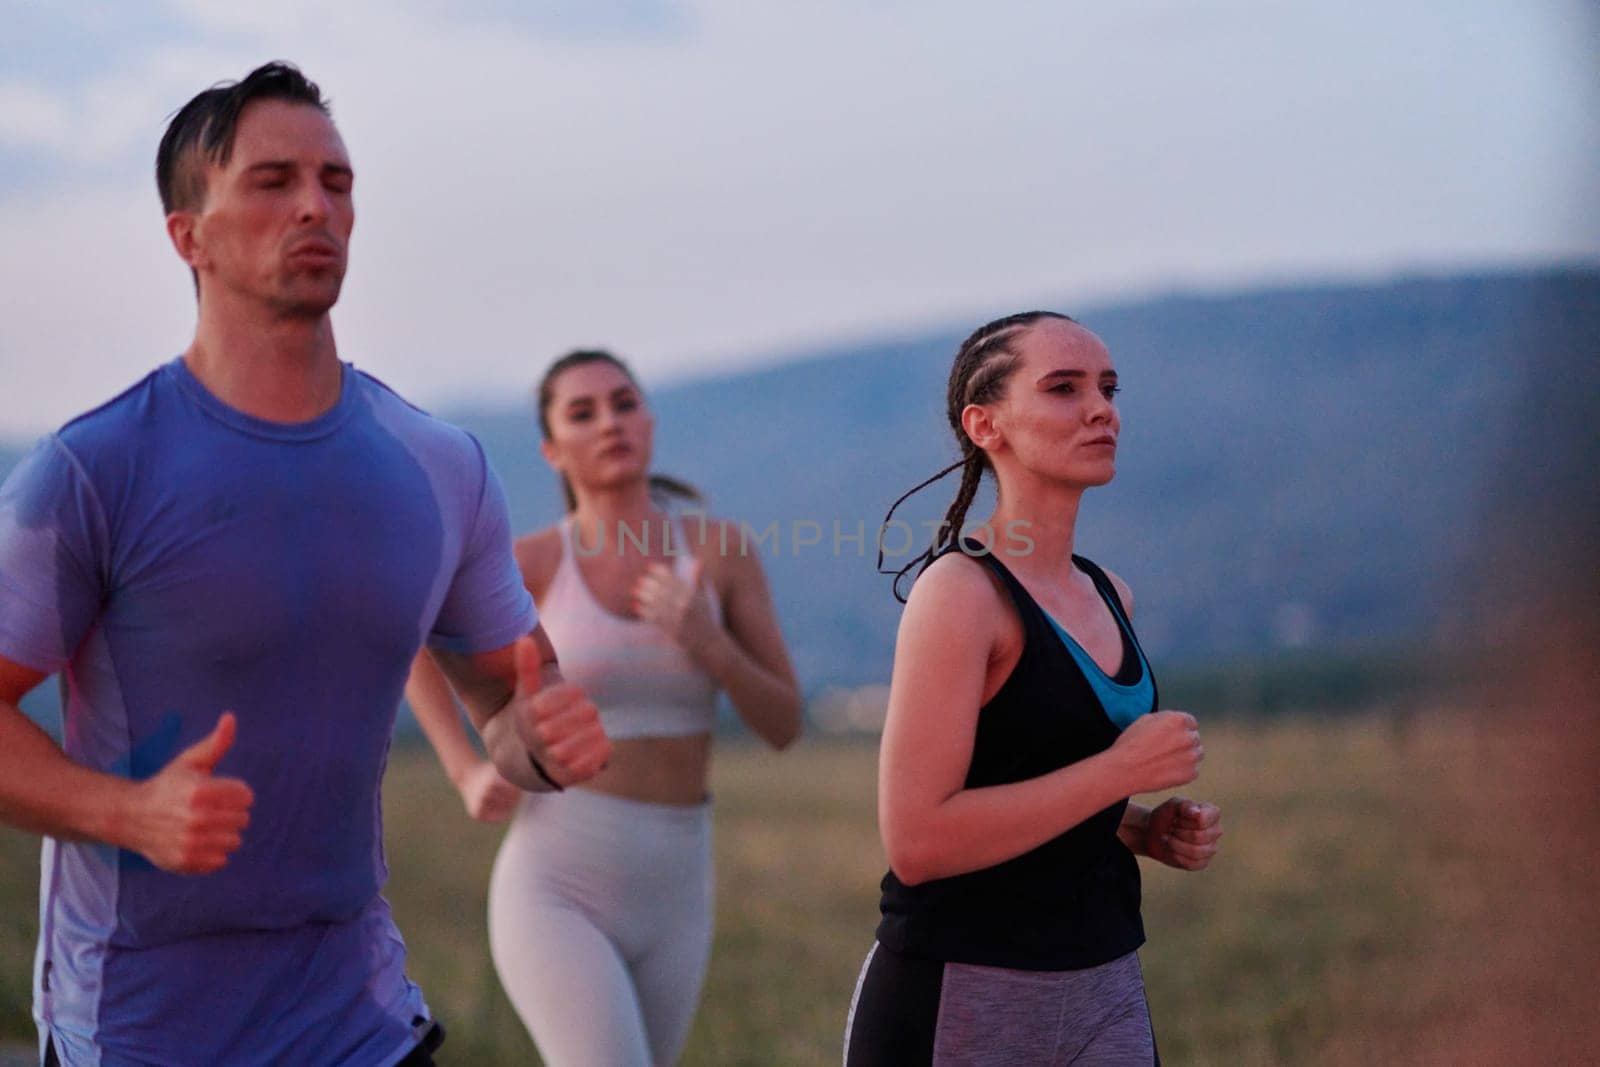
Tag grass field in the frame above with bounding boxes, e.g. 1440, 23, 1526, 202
2, 713, 1594, 1064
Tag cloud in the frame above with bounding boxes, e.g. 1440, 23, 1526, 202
0, 47, 280, 174
0, 1, 203, 90
0, 83, 73, 151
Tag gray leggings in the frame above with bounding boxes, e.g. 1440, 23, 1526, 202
844, 943, 1157, 1066
488, 788, 713, 1067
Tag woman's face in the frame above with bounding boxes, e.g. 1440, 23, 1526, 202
540, 360, 655, 493
979, 318, 1121, 489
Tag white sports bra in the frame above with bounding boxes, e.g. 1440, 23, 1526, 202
537, 516, 722, 740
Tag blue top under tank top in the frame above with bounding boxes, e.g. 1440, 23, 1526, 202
1040, 578, 1153, 732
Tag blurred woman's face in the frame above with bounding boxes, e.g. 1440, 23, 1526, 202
980, 318, 1121, 490
540, 361, 655, 493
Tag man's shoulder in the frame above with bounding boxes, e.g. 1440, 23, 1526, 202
54, 365, 170, 458
352, 367, 485, 464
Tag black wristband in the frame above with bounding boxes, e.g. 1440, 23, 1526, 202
527, 751, 564, 792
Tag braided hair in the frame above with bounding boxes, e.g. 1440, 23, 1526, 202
535, 349, 703, 513
879, 311, 1074, 601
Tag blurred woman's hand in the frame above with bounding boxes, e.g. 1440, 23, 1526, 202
1144, 797, 1222, 870
456, 760, 523, 823
632, 558, 722, 656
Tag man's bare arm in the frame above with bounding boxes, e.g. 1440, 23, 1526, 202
0, 655, 254, 874
426, 626, 609, 792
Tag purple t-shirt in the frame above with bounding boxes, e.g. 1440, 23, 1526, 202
0, 359, 536, 1066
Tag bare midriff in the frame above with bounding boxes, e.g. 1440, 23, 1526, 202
575, 733, 713, 806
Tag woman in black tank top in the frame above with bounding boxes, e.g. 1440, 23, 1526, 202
843, 312, 1224, 1066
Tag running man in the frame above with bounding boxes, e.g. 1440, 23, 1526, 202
0, 62, 609, 1067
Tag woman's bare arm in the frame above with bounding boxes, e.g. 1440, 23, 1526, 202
696, 527, 802, 748
405, 650, 521, 821
879, 555, 1202, 886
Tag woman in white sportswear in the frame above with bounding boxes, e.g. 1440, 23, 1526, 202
407, 349, 803, 1066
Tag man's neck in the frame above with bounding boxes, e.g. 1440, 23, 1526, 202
184, 298, 343, 424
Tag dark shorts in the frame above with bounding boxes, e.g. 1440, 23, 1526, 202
397, 1019, 447, 1067
843, 942, 1159, 1067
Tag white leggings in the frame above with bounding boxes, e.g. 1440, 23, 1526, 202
488, 787, 714, 1067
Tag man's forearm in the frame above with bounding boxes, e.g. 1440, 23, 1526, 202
494, 658, 571, 791
427, 630, 608, 792
0, 699, 134, 845
477, 700, 558, 792
433, 646, 567, 793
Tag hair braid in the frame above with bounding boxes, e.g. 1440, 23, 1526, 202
879, 310, 1075, 601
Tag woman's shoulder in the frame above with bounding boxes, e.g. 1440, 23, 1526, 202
514, 523, 565, 600
895, 549, 1021, 677
909, 548, 1011, 619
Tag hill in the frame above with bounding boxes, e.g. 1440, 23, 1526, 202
452, 266, 1600, 688
2, 266, 1595, 699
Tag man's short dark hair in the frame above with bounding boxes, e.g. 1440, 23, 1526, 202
156, 61, 330, 215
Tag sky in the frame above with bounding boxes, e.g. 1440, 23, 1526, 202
1, 0, 1596, 438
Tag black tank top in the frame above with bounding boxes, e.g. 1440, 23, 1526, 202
875, 544, 1157, 971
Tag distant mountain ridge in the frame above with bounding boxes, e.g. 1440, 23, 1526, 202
2, 266, 1595, 698
452, 266, 1599, 688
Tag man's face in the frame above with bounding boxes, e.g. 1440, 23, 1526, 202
178, 99, 354, 318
